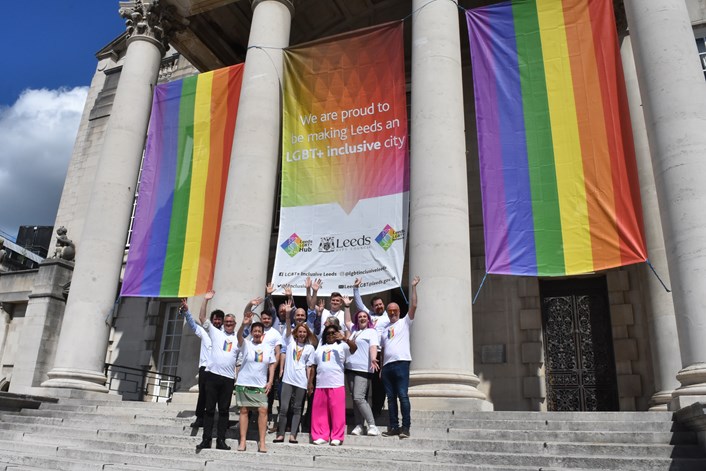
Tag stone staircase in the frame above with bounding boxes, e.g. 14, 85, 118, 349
0, 397, 705, 470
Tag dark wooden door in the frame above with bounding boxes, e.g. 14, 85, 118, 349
540, 277, 619, 411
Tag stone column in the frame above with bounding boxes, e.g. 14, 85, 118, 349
623, 0, 706, 409
619, 34, 681, 410
42, 0, 173, 392
408, 0, 491, 411
210, 0, 293, 312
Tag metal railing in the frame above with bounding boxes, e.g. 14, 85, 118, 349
104, 363, 181, 403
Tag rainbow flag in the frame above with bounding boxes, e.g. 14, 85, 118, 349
466, 0, 646, 276
121, 63, 244, 297
255, 351, 264, 363
224, 340, 233, 353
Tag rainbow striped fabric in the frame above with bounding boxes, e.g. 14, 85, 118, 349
121, 63, 244, 297
466, 0, 646, 276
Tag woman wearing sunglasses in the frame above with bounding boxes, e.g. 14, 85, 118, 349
307, 322, 357, 446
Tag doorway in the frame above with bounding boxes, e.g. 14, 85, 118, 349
540, 276, 619, 411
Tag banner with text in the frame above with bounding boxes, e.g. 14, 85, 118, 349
272, 22, 409, 296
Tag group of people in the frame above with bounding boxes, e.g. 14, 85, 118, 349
180, 274, 420, 451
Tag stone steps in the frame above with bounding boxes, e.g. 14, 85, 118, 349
0, 396, 704, 470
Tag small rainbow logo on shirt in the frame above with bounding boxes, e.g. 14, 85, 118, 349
280, 233, 303, 257
293, 347, 303, 362
223, 340, 233, 352
387, 328, 395, 340
375, 225, 399, 251
322, 350, 332, 362
255, 351, 264, 362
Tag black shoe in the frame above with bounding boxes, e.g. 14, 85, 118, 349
398, 427, 410, 439
382, 427, 399, 437
216, 439, 231, 450
190, 418, 204, 428
196, 438, 212, 450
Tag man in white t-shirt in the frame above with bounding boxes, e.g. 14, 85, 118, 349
380, 275, 420, 439
196, 297, 262, 451
179, 291, 223, 429
306, 277, 347, 333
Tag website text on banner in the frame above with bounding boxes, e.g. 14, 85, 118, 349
466, 0, 646, 277
121, 63, 244, 297
272, 22, 409, 296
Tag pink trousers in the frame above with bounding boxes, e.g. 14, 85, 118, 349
311, 386, 346, 442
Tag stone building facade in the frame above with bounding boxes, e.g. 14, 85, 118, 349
0, 0, 705, 413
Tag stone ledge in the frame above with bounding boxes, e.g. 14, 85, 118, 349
0, 391, 58, 411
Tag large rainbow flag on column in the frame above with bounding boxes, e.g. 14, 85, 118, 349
466, 0, 646, 276
121, 63, 244, 297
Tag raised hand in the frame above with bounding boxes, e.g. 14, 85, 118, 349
312, 278, 322, 292
412, 275, 421, 286
284, 284, 293, 298
266, 282, 275, 295
249, 296, 263, 307
315, 299, 325, 317
334, 331, 345, 342
342, 295, 352, 307
284, 298, 293, 310
305, 277, 312, 289
354, 278, 362, 287
243, 311, 254, 325
204, 290, 215, 300
179, 298, 188, 313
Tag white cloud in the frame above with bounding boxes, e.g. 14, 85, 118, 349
0, 87, 87, 239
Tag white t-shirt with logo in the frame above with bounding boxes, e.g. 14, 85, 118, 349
236, 339, 275, 388
263, 327, 284, 353
281, 335, 315, 390
203, 320, 239, 379
345, 328, 380, 373
381, 316, 413, 366
308, 342, 351, 388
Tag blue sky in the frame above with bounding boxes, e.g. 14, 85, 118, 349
0, 2, 125, 240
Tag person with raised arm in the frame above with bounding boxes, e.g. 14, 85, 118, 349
273, 292, 317, 444
352, 277, 389, 417
380, 276, 420, 439
179, 291, 224, 429
235, 302, 276, 453
343, 294, 381, 436
194, 296, 251, 450
307, 277, 347, 333
307, 323, 357, 446
261, 283, 284, 433
352, 277, 389, 331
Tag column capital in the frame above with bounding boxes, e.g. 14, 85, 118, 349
251, 0, 294, 16
119, 0, 186, 55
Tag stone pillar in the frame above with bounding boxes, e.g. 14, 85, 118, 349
623, 0, 706, 409
42, 1, 172, 392
408, 0, 491, 411
619, 34, 681, 410
211, 0, 293, 312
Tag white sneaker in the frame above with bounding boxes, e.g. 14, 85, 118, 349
366, 425, 380, 436
330, 440, 342, 446
312, 438, 328, 445
350, 425, 364, 436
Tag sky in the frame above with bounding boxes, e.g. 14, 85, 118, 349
0, 2, 126, 241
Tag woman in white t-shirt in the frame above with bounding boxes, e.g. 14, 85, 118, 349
344, 299, 381, 437
307, 324, 357, 446
274, 301, 317, 444
235, 311, 276, 453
